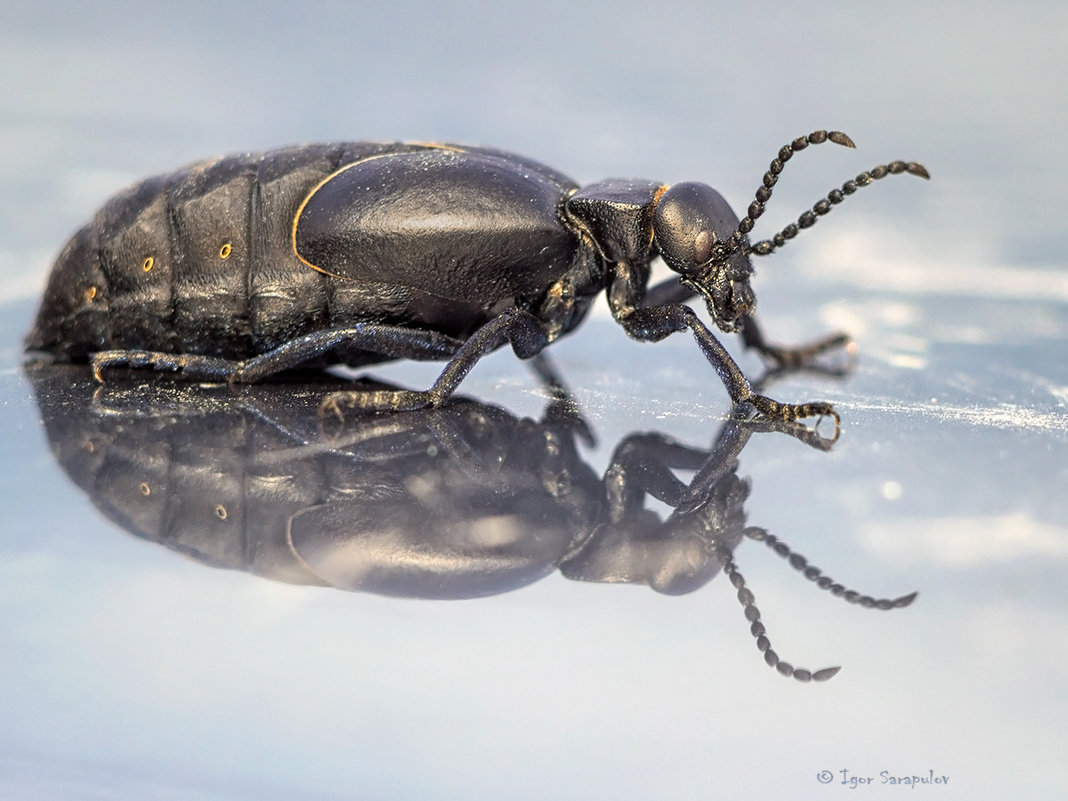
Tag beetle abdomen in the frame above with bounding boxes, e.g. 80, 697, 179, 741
28, 145, 347, 360
28, 143, 586, 362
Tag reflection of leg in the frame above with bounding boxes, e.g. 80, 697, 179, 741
618, 304, 837, 424
527, 353, 596, 447
604, 432, 714, 520
321, 309, 549, 417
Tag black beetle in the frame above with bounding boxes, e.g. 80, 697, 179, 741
28, 364, 916, 681
26, 131, 927, 422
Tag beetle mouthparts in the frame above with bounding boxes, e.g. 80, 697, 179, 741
679, 274, 713, 304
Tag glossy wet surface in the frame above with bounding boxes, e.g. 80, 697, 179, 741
2, 2, 1066, 799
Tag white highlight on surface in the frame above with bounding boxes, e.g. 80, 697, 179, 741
842, 397, 1068, 433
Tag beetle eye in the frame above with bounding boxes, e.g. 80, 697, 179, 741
694, 229, 714, 265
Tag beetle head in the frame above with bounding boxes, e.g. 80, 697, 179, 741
653, 182, 755, 333
651, 132, 931, 334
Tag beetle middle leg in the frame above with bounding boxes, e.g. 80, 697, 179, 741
320, 308, 550, 418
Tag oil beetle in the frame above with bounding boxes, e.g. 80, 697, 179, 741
26, 131, 928, 422
28, 364, 916, 681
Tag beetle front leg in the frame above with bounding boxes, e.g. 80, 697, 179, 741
321, 309, 549, 418
612, 292, 837, 427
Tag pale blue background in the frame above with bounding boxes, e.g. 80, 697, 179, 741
1, 1, 1065, 799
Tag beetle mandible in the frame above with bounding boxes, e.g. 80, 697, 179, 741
25, 131, 928, 422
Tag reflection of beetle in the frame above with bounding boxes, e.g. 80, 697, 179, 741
28, 365, 915, 682
25, 133, 927, 423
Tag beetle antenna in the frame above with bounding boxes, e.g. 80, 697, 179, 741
743, 527, 918, 610
713, 544, 841, 682
747, 160, 930, 257
720, 130, 857, 256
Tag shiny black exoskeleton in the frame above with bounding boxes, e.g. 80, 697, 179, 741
26, 132, 928, 422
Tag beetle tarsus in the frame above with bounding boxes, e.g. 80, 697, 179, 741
744, 394, 840, 431
320, 387, 434, 420
759, 335, 856, 373
92, 349, 246, 383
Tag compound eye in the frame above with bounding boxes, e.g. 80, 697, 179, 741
694, 229, 714, 265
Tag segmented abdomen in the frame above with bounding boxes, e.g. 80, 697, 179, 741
28, 143, 421, 360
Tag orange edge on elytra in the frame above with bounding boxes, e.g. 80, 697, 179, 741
291, 143, 468, 279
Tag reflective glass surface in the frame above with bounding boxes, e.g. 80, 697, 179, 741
2, 3, 1065, 798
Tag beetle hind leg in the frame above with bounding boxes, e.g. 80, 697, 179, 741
92, 349, 244, 382
91, 325, 466, 384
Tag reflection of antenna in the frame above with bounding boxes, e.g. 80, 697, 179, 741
713, 527, 918, 682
